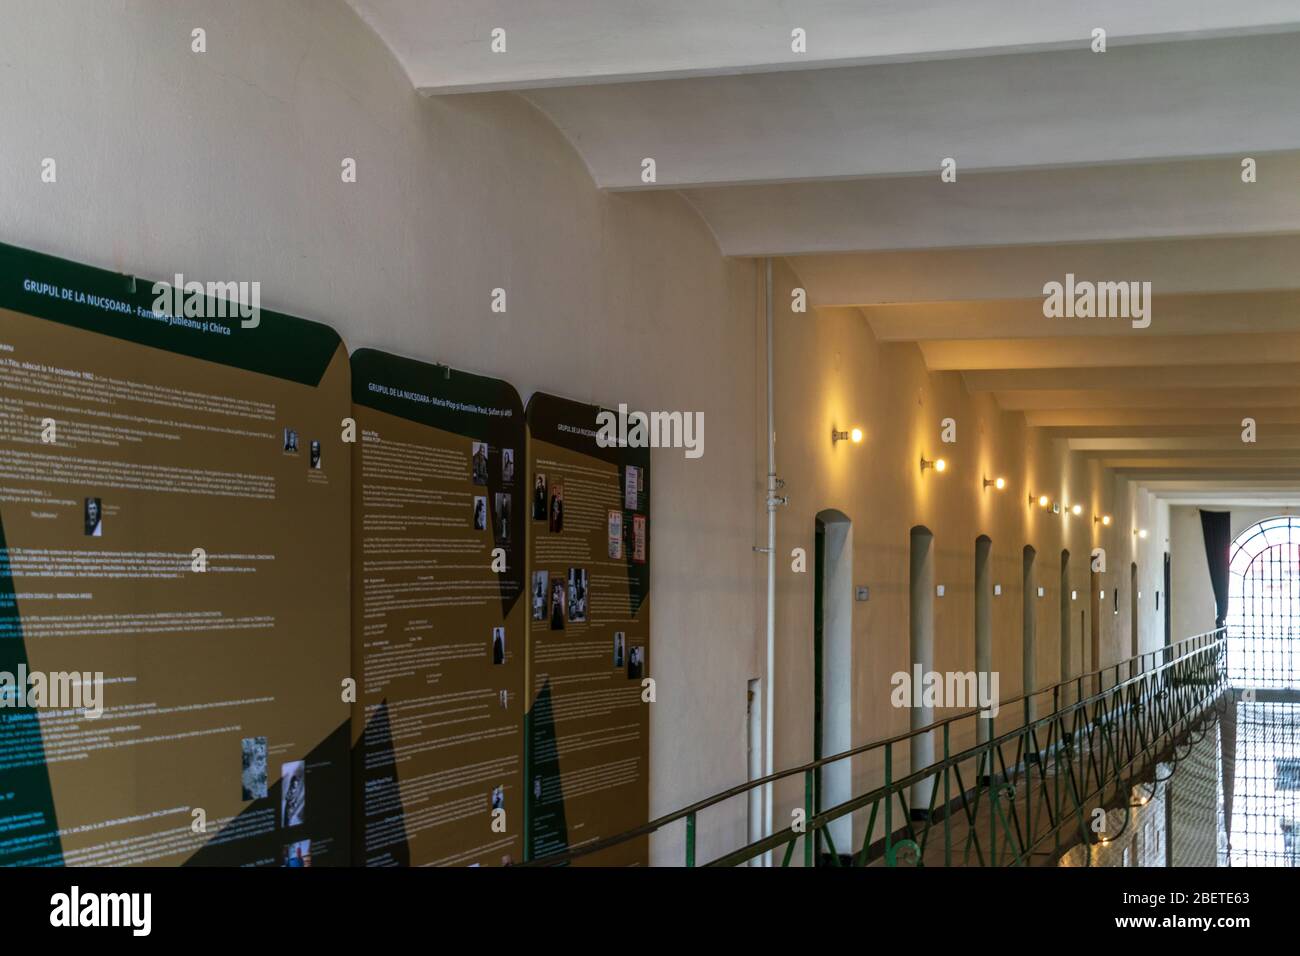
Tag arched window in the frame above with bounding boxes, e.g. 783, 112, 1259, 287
1227, 516, 1300, 688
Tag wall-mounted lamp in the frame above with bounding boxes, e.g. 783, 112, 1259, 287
983, 476, 1006, 490
1136, 528, 1148, 539
1071, 589, 1078, 601
1030, 493, 1052, 509
1070, 503, 1083, 517
1095, 514, 1112, 526
832, 427, 863, 446
920, 456, 946, 473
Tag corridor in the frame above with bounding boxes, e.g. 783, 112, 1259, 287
2, 2, 1299, 939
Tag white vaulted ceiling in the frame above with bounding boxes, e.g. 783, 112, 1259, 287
349, 0, 1300, 93
349, 0, 1300, 506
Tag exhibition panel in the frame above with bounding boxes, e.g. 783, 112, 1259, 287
0, 243, 651, 868
350, 349, 526, 867
525, 393, 650, 865
0, 242, 351, 866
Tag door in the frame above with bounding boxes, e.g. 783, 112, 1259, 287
814, 511, 853, 863
1090, 570, 1101, 694
1170, 554, 1180, 665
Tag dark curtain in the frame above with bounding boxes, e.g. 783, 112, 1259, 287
1199, 509, 1232, 630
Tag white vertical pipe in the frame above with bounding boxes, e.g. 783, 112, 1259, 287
764, 257, 776, 865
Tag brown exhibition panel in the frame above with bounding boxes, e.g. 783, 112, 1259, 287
0, 241, 351, 866
350, 349, 525, 866
525, 392, 650, 865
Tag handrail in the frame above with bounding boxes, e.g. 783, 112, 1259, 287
709, 641, 1226, 868
726, 635, 1226, 867
523, 627, 1226, 866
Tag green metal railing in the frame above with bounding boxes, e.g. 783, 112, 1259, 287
526, 628, 1227, 867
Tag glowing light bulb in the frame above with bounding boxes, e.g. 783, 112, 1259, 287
850, 428, 863, 443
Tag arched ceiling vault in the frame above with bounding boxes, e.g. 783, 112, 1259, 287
349, 1, 1300, 507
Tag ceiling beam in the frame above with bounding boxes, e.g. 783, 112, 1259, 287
527, 34, 1300, 189
1143, 480, 1300, 489
1041, 425, 1300, 439
867, 290, 1300, 343
795, 236, 1300, 305
998, 388, 1300, 411
1097, 450, 1300, 463
1143, 489, 1300, 504
1031, 409, 1300, 427
1071, 436, 1300, 450
1050, 429, 1300, 442
689, 155, 1300, 256
350, 1, 1300, 94
965, 364, 1300, 391
1103, 457, 1300, 469
920, 333, 1300, 371
1118, 469, 1300, 481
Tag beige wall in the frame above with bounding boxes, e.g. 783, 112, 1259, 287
1, 0, 1173, 866
0, 0, 761, 865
